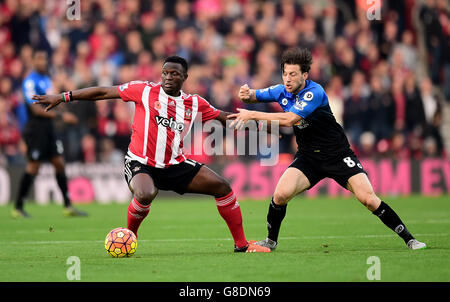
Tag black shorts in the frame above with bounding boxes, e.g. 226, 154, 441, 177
23, 130, 64, 161
289, 150, 367, 189
124, 157, 203, 195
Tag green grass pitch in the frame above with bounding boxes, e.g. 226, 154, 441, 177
1, 195, 449, 282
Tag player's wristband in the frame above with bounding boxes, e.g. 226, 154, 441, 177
61, 91, 73, 103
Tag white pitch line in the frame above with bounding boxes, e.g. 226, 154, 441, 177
10, 219, 450, 235
8, 233, 448, 245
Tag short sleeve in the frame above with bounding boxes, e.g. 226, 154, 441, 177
117, 81, 148, 103
289, 88, 324, 118
197, 96, 220, 122
23, 78, 36, 104
255, 84, 284, 102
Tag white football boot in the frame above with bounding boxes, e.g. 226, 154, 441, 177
407, 239, 427, 250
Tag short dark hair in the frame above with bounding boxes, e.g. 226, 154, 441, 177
163, 56, 188, 73
33, 48, 48, 58
280, 48, 313, 73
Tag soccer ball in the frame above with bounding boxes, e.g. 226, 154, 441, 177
105, 227, 137, 258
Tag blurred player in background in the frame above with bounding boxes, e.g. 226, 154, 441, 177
32, 55, 270, 253
12, 49, 88, 218
230, 47, 426, 251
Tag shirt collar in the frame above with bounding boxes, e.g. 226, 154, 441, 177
159, 83, 185, 101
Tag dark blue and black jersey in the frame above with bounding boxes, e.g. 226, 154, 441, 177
255, 80, 351, 159
21, 71, 53, 132
20, 71, 64, 160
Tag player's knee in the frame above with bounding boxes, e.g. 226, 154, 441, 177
26, 162, 40, 175
214, 179, 232, 198
273, 191, 290, 206
133, 188, 157, 206
54, 165, 65, 174
359, 192, 380, 212
50, 157, 65, 173
53, 161, 64, 172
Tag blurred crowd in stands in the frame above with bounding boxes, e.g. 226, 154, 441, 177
0, 0, 448, 166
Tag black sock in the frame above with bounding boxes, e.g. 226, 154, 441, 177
56, 172, 71, 207
267, 198, 287, 243
15, 172, 35, 210
372, 201, 414, 244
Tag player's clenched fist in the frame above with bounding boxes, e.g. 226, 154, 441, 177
238, 84, 253, 102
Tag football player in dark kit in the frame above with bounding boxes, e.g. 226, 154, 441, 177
229, 47, 426, 250
12, 49, 87, 218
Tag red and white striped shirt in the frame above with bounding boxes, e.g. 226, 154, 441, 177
117, 81, 220, 168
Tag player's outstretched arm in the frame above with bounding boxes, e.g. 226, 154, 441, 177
228, 108, 301, 130
215, 111, 235, 127
33, 86, 120, 111
216, 110, 261, 130
216, 110, 278, 135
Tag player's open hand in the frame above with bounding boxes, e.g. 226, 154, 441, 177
32, 94, 62, 112
227, 108, 254, 130
238, 84, 252, 102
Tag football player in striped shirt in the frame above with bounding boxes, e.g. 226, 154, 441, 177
32, 56, 270, 253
